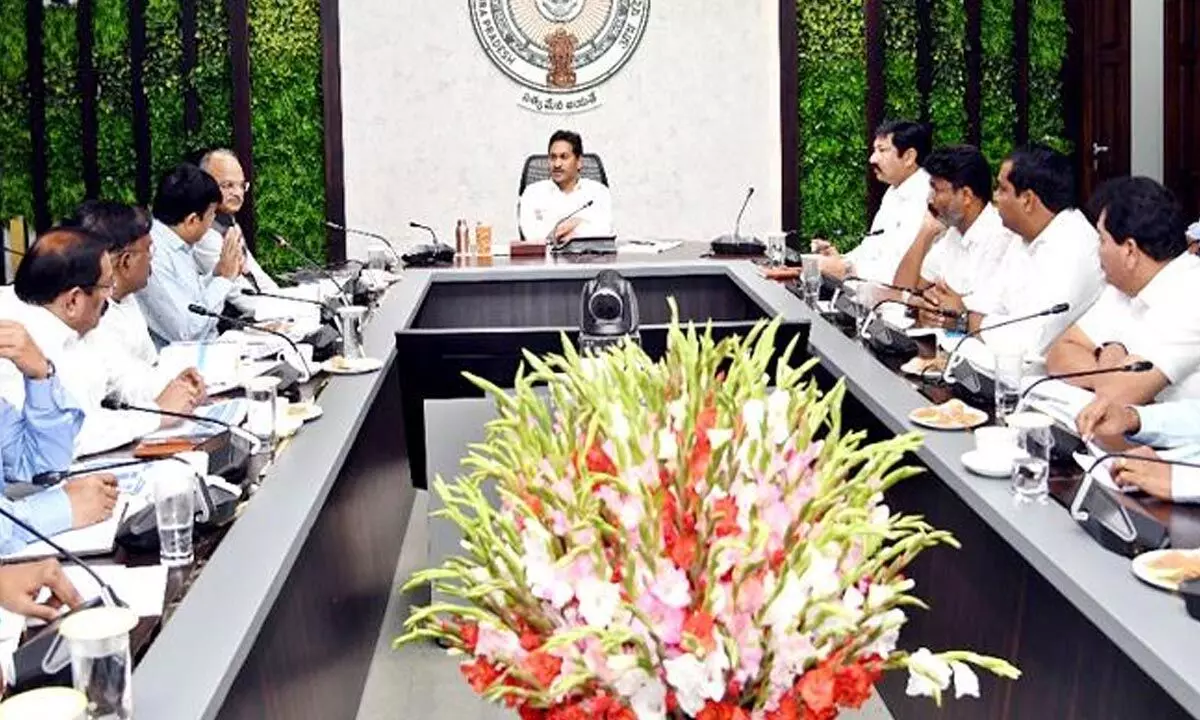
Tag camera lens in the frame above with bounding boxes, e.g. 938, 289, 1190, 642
588, 289, 622, 322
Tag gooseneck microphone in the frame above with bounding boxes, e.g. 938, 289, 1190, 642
1018, 361, 1154, 407
942, 302, 1071, 383
859, 298, 958, 341
241, 288, 330, 310
545, 201, 595, 244
732, 186, 754, 240
409, 221, 446, 246
0, 505, 124, 608
185, 304, 312, 380
271, 234, 351, 303
101, 396, 234, 430
326, 221, 403, 265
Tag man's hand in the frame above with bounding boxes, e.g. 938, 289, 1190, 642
0, 559, 84, 621
213, 226, 246, 279
156, 370, 204, 421
1096, 342, 1130, 368
819, 256, 852, 281
1076, 397, 1141, 441
810, 238, 839, 257
1111, 446, 1173, 501
0, 321, 51, 380
178, 367, 207, 402
919, 211, 949, 242
927, 279, 968, 315
64, 474, 118, 529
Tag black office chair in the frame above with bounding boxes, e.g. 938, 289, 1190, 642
517, 153, 610, 240
518, 153, 609, 195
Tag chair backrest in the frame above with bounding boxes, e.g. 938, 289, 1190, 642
518, 153, 609, 195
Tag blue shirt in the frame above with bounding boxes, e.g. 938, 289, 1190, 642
1130, 400, 1200, 502
138, 220, 236, 348
0, 375, 84, 553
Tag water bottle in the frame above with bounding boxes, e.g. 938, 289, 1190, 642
455, 219, 468, 256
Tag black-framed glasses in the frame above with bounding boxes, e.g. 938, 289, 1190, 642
219, 180, 250, 193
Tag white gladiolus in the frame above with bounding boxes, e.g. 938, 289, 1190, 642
707, 427, 734, 450
657, 428, 678, 461
576, 577, 622, 629
767, 389, 791, 445
742, 398, 765, 438
905, 647, 953, 699
610, 403, 631, 440
951, 661, 981, 699
663, 649, 728, 716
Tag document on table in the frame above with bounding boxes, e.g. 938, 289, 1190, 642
1072, 443, 1196, 494
1023, 379, 1095, 429
141, 398, 248, 440
60, 564, 169, 617
1, 496, 132, 561
617, 238, 684, 255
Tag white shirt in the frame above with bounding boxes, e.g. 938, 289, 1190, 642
194, 226, 279, 297
966, 209, 1103, 355
920, 203, 1018, 295
1075, 253, 1200, 402
518, 178, 613, 242
0, 299, 159, 457
84, 295, 173, 406
845, 168, 931, 282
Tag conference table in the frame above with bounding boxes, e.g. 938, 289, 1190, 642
130, 246, 1199, 719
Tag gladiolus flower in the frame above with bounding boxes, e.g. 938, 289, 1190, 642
525, 650, 564, 689
460, 658, 502, 693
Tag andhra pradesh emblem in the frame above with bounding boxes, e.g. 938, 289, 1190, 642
470, 0, 650, 114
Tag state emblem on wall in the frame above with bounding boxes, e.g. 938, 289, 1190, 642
469, 0, 650, 114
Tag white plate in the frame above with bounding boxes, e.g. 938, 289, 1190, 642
277, 400, 323, 423
961, 449, 1015, 478
1131, 549, 1200, 592
320, 357, 384, 375
908, 401, 988, 431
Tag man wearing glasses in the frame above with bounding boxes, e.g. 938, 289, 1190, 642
0, 229, 191, 456
195, 149, 278, 307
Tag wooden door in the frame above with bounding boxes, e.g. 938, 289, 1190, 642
1078, 0, 1131, 202
1166, 0, 1200, 221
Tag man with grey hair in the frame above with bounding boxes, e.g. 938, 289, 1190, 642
194, 149, 278, 306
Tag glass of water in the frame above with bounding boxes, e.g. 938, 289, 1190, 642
367, 247, 388, 271
800, 254, 822, 306
1006, 411, 1054, 503
151, 463, 195, 567
993, 350, 1024, 423
59, 607, 138, 720
244, 376, 280, 443
336, 305, 369, 360
765, 232, 787, 268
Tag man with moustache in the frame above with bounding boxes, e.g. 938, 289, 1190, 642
811, 120, 932, 282
194, 149, 277, 303
519, 130, 613, 243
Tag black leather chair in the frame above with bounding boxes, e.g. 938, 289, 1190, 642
517, 153, 609, 240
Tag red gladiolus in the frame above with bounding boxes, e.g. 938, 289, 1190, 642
798, 662, 836, 715
669, 530, 698, 568
524, 650, 564, 689
460, 658, 502, 694
585, 443, 618, 476
519, 707, 547, 720
834, 658, 883, 709
548, 701, 590, 720
764, 693, 799, 720
521, 491, 545, 517
459, 621, 479, 652
712, 496, 740, 537
683, 610, 717, 652
516, 618, 542, 651
697, 701, 751, 720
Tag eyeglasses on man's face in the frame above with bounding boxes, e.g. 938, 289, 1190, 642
219, 180, 250, 193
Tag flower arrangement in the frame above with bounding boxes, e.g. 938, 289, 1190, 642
397, 309, 1019, 719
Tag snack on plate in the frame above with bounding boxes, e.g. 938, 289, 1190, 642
909, 399, 986, 429
1144, 550, 1200, 585
331, 356, 351, 371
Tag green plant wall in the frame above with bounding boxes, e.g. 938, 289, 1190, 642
0, 0, 325, 274
797, 0, 1071, 243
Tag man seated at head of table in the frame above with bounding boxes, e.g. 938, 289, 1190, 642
919, 144, 1104, 356
518, 129, 613, 244
1077, 396, 1200, 502
891, 144, 1018, 299
810, 120, 932, 283
64, 201, 206, 407
194, 149, 279, 310
139, 163, 245, 347
1044, 177, 1196, 405
0, 321, 117, 552
0, 228, 198, 457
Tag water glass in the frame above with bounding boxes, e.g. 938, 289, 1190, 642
849, 282, 880, 340
765, 232, 787, 267
993, 350, 1024, 423
800, 254, 822, 305
151, 463, 195, 567
59, 606, 138, 719
1007, 411, 1054, 503
244, 376, 280, 442
336, 305, 369, 360
0, 687, 88, 719
366, 247, 388, 271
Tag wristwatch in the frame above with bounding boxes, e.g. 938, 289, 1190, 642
1093, 342, 1127, 361
41, 358, 56, 379
954, 312, 969, 334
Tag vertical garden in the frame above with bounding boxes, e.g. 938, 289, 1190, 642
797, 0, 1071, 246
0, 0, 325, 273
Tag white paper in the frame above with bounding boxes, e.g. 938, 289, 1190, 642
617, 239, 684, 255
1074, 444, 1195, 495
159, 340, 242, 389
1, 496, 129, 561
141, 398, 248, 441
60, 564, 169, 618
1023, 379, 1095, 428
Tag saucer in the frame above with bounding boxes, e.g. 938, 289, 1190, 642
320, 356, 384, 375
961, 449, 1015, 478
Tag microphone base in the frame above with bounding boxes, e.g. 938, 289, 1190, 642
10, 596, 107, 694
710, 234, 765, 257
401, 244, 455, 267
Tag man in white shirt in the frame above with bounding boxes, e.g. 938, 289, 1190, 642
518, 130, 613, 242
65, 201, 206, 406
1076, 396, 1200, 503
1046, 176, 1196, 404
927, 144, 1103, 355
812, 120, 932, 282
138, 164, 245, 346
0, 228, 200, 457
194, 149, 278, 308
892, 145, 1016, 301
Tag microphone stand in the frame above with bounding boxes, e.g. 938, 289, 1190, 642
325, 221, 403, 267
187, 304, 313, 381
941, 303, 1071, 384
271, 234, 351, 305
546, 201, 595, 248
1016, 361, 1154, 412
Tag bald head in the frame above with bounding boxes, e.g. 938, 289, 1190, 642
200, 149, 247, 214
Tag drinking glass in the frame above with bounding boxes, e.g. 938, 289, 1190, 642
151, 463, 194, 567
244, 376, 280, 443
59, 607, 138, 719
475, 224, 493, 258
800, 254, 822, 306
1007, 411, 1054, 503
993, 350, 1024, 424
850, 282, 880, 340
366, 247, 388, 271
336, 305, 369, 360
765, 232, 787, 267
